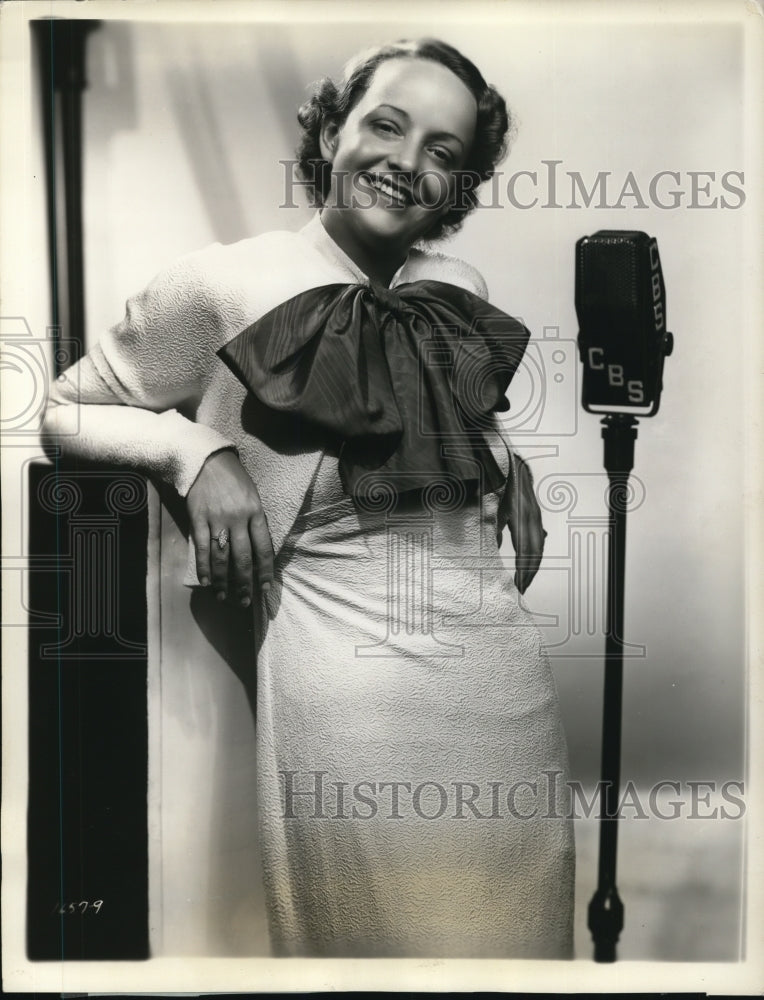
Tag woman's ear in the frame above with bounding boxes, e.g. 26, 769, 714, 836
319, 119, 340, 162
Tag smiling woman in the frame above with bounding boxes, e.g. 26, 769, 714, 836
295, 39, 510, 275
42, 36, 572, 958
316, 57, 478, 279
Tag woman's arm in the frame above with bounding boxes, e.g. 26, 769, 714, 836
41, 251, 238, 497
41, 247, 275, 603
43, 359, 236, 497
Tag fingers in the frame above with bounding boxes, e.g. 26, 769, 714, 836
248, 506, 275, 592
192, 517, 273, 606
209, 523, 267, 606
510, 456, 547, 593
185, 451, 274, 604
229, 525, 255, 607
508, 513, 544, 592
191, 522, 238, 600
209, 525, 232, 601
191, 518, 212, 588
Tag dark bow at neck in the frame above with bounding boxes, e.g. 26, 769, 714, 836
217, 280, 529, 498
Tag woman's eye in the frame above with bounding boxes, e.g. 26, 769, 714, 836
429, 147, 453, 164
373, 121, 399, 135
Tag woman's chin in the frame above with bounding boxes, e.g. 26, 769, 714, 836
351, 204, 430, 249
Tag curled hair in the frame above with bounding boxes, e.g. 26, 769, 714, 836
295, 38, 513, 242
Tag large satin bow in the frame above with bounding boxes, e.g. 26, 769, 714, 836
217, 280, 529, 497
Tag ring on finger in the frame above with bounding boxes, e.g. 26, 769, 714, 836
216, 527, 230, 551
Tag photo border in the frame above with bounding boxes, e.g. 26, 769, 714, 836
2, 0, 762, 993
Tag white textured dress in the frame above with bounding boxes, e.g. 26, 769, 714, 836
255, 427, 574, 959
43, 212, 575, 958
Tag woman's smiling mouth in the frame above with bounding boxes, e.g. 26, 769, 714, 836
361, 172, 413, 207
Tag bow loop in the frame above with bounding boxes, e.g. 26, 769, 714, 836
218, 280, 530, 498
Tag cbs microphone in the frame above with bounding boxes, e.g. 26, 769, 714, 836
576, 230, 673, 415
575, 230, 674, 963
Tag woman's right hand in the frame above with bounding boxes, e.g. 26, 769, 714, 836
506, 453, 547, 595
186, 449, 274, 606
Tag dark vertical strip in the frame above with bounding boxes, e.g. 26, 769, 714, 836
27, 16, 151, 960
59, 22, 90, 350
31, 18, 98, 362
587, 415, 636, 962
31, 20, 60, 348
26, 463, 150, 960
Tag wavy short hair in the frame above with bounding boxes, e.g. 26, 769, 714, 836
295, 38, 513, 242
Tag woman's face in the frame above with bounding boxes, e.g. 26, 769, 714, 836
319, 57, 477, 258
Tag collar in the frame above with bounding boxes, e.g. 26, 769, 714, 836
299, 210, 411, 289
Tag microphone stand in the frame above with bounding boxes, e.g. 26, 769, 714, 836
587, 412, 638, 962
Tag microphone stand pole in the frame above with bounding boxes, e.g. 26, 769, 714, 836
587, 412, 638, 962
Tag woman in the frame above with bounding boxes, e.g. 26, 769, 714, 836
43, 38, 574, 958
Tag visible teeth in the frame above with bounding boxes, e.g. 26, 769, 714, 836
369, 177, 407, 204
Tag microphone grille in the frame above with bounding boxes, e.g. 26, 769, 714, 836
576, 231, 645, 311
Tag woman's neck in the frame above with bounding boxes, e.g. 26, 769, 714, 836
319, 207, 409, 288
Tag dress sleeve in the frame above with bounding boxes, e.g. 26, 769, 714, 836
41, 251, 238, 497
460, 260, 489, 300
408, 246, 490, 300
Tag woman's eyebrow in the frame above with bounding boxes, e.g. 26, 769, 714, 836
369, 103, 465, 149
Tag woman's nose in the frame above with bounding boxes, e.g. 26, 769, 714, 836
386, 139, 419, 175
